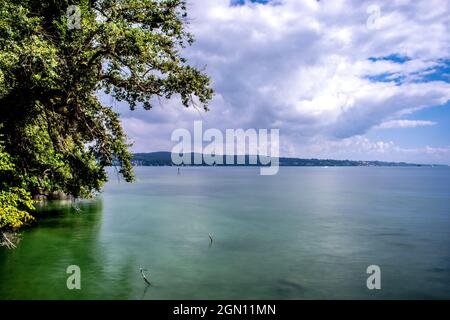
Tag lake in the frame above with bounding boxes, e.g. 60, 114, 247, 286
0, 167, 449, 299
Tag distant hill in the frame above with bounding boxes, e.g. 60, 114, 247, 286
130, 152, 445, 167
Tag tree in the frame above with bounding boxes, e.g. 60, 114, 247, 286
0, 0, 213, 205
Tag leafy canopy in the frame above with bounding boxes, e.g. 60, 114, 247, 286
0, 0, 213, 202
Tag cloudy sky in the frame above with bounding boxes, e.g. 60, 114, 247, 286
109, 0, 450, 164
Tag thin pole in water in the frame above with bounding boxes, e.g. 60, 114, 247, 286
208, 233, 213, 246
139, 266, 151, 286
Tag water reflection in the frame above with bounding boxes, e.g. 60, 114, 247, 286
0, 199, 131, 299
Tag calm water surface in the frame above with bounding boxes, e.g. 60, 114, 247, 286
0, 167, 449, 299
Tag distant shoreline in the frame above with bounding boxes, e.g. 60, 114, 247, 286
127, 152, 448, 168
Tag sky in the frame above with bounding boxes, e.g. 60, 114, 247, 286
107, 0, 450, 164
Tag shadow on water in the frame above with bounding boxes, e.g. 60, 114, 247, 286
0, 199, 135, 299
274, 279, 308, 298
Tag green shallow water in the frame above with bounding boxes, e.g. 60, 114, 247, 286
0, 167, 449, 299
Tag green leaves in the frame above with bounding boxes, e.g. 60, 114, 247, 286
0, 140, 35, 230
0, 0, 212, 214
0, 187, 35, 230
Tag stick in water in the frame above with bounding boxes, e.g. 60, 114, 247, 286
139, 266, 151, 286
208, 233, 213, 245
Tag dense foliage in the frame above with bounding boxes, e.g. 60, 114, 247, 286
0, 0, 212, 229
0, 141, 35, 229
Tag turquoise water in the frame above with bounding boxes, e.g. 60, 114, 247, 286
0, 167, 449, 299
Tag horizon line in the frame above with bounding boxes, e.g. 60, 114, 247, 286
131, 151, 449, 167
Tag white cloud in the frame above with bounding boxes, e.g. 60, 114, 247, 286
113, 0, 450, 163
285, 135, 450, 164
376, 119, 437, 129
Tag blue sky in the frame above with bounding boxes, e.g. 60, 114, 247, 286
112, 0, 450, 164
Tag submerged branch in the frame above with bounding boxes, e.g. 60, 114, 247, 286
1, 232, 18, 249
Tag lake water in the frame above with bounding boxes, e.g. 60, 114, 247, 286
0, 167, 449, 299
